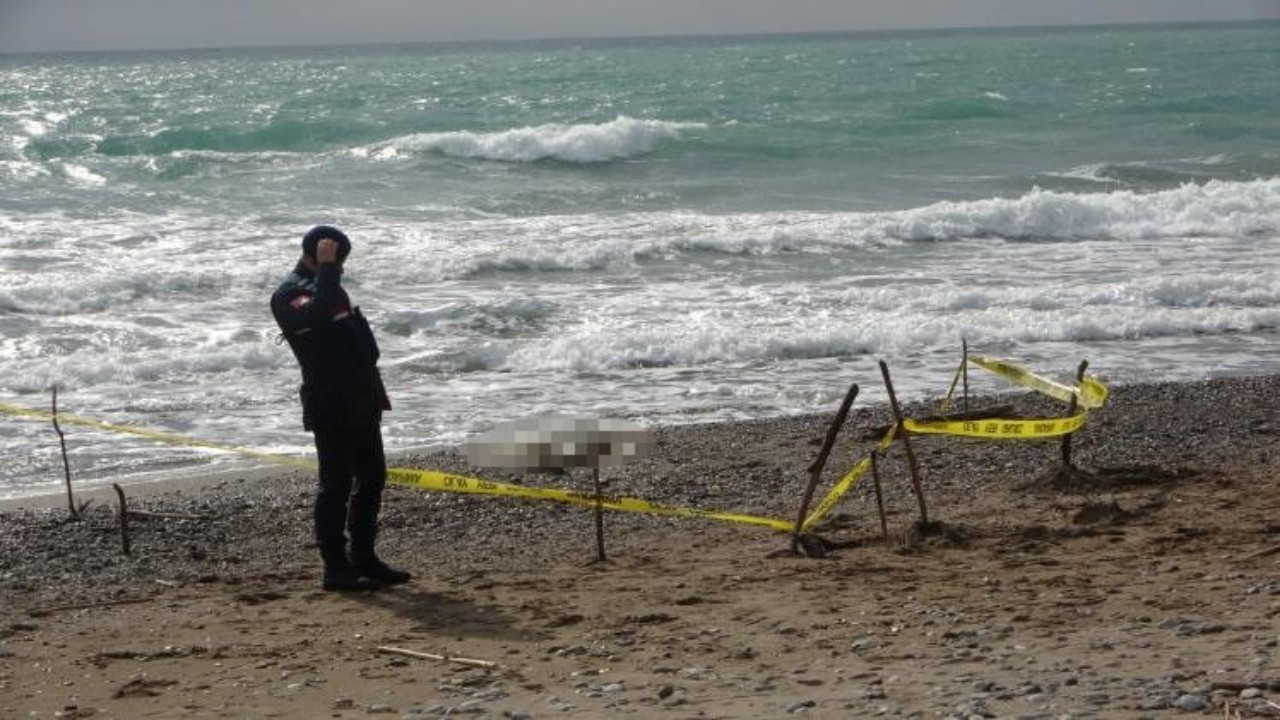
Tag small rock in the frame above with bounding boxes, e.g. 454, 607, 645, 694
367, 704, 396, 714
1240, 688, 1262, 699
504, 713, 532, 720
1173, 693, 1208, 712
657, 685, 675, 699
601, 682, 624, 693
333, 698, 355, 710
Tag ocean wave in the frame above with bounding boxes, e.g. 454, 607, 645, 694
416, 179, 1280, 279
503, 304, 1280, 373
371, 116, 705, 163
4, 343, 282, 392
382, 298, 557, 337
508, 320, 880, 372
0, 269, 246, 316
868, 178, 1280, 242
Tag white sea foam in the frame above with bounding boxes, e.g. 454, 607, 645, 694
1050, 163, 1114, 183
0, 159, 49, 181
401, 179, 1280, 280
59, 162, 107, 186
377, 116, 705, 163
866, 179, 1280, 242
495, 281, 1280, 374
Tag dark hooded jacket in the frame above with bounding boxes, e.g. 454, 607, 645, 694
271, 262, 390, 431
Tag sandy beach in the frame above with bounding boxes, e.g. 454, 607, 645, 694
2, 376, 1279, 719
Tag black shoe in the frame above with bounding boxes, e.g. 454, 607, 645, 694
322, 568, 381, 592
354, 559, 411, 586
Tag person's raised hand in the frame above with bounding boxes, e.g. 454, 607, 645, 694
316, 238, 339, 265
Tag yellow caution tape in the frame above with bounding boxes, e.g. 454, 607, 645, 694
800, 423, 898, 532
968, 356, 1108, 409
0, 400, 796, 532
904, 356, 1108, 440
0, 353, 1108, 535
0, 402, 315, 469
386, 467, 796, 532
904, 412, 1088, 439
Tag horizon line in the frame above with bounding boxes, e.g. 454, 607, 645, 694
1, 17, 1272, 58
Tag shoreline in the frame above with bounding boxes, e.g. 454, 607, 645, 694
0, 366, 1187, 509
3, 373, 1278, 718
0, 363, 1267, 510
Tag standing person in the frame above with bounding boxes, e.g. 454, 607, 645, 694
271, 225, 411, 591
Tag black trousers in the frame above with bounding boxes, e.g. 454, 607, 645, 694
312, 422, 386, 569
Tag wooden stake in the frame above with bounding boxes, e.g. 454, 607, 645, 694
961, 339, 970, 414
375, 645, 496, 669
870, 452, 888, 541
113, 483, 131, 556
592, 468, 606, 563
1060, 360, 1089, 469
792, 383, 858, 554
51, 386, 78, 521
879, 361, 929, 525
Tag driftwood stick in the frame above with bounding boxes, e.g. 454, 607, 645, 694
870, 452, 888, 541
961, 338, 970, 414
51, 386, 78, 520
1235, 544, 1280, 563
879, 361, 928, 525
113, 483, 131, 556
792, 383, 858, 554
1060, 360, 1089, 469
592, 468, 607, 563
375, 645, 496, 669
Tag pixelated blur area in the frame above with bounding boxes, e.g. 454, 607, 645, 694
463, 415, 654, 471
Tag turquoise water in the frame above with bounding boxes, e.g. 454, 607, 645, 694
2, 22, 1279, 496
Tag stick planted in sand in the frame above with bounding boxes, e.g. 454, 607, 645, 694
113, 483, 131, 556
792, 383, 858, 555
1060, 360, 1089, 471
870, 452, 889, 541
592, 468, 606, 563
375, 645, 496, 669
51, 385, 79, 520
880, 361, 929, 525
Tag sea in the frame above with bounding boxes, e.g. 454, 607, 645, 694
2, 21, 1279, 499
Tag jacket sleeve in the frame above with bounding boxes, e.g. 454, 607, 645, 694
271, 264, 343, 335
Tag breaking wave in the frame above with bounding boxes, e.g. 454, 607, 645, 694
372, 116, 704, 163
421, 179, 1280, 279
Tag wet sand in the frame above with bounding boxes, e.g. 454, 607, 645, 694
2, 377, 1279, 718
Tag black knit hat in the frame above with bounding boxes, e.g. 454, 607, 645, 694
301, 225, 352, 262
